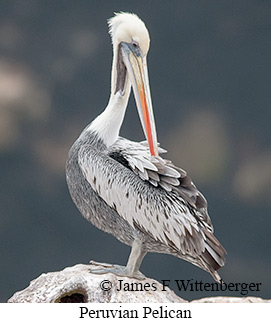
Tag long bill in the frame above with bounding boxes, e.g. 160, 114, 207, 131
121, 43, 159, 157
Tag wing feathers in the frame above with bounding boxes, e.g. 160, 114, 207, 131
79, 137, 226, 276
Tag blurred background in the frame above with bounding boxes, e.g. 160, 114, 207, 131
1, 0, 270, 302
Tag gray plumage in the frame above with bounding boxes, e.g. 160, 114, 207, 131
66, 129, 226, 281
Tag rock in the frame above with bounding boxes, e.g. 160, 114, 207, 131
192, 296, 271, 303
8, 263, 270, 303
8, 263, 186, 303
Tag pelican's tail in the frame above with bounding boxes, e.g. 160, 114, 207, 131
201, 229, 226, 282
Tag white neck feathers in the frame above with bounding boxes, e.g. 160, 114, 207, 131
86, 86, 131, 147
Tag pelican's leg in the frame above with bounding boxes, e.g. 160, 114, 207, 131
125, 239, 147, 277
89, 239, 147, 280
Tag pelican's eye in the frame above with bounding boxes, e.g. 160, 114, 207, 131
130, 40, 141, 57
132, 40, 139, 48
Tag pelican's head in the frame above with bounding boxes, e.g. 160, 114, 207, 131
108, 12, 158, 156
108, 12, 150, 55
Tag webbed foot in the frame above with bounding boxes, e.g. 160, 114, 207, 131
89, 260, 145, 280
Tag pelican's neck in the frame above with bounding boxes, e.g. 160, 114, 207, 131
86, 45, 131, 147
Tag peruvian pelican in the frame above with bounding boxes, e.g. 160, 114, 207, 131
66, 12, 226, 281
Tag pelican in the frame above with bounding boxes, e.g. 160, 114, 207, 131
66, 12, 226, 281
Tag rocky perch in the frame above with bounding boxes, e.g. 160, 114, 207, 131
8, 263, 270, 303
